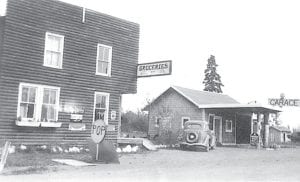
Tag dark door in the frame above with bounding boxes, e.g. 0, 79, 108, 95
236, 115, 251, 144
214, 116, 222, 144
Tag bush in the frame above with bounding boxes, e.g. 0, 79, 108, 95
153, 130, 181, 145
121, 111, 148, 133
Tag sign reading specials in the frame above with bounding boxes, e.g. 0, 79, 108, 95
137, 60, 172, 78
268, 93, 300, 107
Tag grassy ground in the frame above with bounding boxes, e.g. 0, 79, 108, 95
3, 152, 92, 175
6, 152, 92, 167
2, 146, 300, 182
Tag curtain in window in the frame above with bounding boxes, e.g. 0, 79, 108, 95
41, 88, 58, 121
20, 86, 37, 119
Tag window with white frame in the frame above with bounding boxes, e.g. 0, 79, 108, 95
18, 83, 60, 122
96, 44, 112, 76
94, 92, 110, 124
225, 120, 233, 132
181, 117, 190, 128
44, 32, 64, 68
19, 85, 38, 120
41, 88, 58, 121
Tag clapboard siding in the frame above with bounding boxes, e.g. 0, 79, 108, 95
0, 0, 139, 145
148, 89, 204, 139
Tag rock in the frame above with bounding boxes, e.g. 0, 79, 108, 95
57, 146, 63, 153
8, 146, 15, 154
132, 146, 139, 152
116, 148, 122, 153
69, 147, 80, 153
20, 145, 27, 150
51, 147, 57, 153
122, 145, 132, 153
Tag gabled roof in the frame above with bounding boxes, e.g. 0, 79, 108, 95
172, 85, 239, 106
270, 126, 291, 133
143, 86, 281, 113
143, 86, 239, 110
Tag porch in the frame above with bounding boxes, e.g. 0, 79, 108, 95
205, 104, 281, 147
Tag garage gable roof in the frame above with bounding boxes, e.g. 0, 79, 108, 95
270, 126, 291, 133
143, 86, 280, 113
172, 85, 239, 106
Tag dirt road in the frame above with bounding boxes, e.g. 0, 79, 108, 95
1, 147, 300, 182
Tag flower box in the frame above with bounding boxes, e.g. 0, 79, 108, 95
40, 122, 62, 128
15, 120, 40, 127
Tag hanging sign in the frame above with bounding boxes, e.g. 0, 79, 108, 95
250, 133, 259, 146
137, 60, 172, 78
268, 93, 300, 107
111, 111, 117, 121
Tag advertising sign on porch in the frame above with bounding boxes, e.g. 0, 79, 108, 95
137, 60, 172, 78
268, 93, 300, 107
250, 133, 259, 146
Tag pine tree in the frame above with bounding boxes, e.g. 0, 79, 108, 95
203, 55, 224, 93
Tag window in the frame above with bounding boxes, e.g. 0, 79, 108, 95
96, 44, 112, 76
44, 32, 64, 68
41, 88, 58, 121
17, 83, 60, 122
155, 117, 161, 127
181, 117, 190, 128
94, 92, 110, 124
19, 85, 37, 120
225, 120, 233, 132
208, 114, 214, 131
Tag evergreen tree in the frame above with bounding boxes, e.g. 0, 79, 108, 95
203, 55, 224, 93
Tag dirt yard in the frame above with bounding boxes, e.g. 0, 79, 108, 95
1, 147, 300, 182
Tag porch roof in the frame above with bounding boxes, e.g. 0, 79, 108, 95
200, 103, 281, 113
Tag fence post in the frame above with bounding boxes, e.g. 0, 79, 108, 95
0, 141, 11, 173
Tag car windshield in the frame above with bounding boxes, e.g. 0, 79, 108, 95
185, 124, 203, 130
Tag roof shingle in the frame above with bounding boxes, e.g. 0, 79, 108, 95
172, 85, 239, 106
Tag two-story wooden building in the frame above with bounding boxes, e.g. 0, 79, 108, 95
146, 86, 280, 146
0, 0, 139, 145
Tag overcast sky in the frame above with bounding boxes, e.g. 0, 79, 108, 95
1, 0, 300, 128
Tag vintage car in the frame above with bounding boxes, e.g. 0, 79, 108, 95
179, 120, 216, 152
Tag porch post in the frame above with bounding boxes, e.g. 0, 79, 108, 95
263, 113, 270, 147
256, 112, 262, 148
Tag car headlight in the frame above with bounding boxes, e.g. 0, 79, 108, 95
186, 132, 198, 143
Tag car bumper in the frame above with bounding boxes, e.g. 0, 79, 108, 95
180, 142, 208, 147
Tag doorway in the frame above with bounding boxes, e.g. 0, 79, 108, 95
214, 116, 222, 144
236, 114, 251, 144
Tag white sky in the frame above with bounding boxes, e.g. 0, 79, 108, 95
1, 0, 300, 128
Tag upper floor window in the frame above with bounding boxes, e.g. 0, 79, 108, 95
44, 32, 64, 69
96, 44, 112, 76
18, 83, 60, 122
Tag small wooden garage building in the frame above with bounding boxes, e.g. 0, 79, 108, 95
269, 126, 291, 144
146, 86, 280, 146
